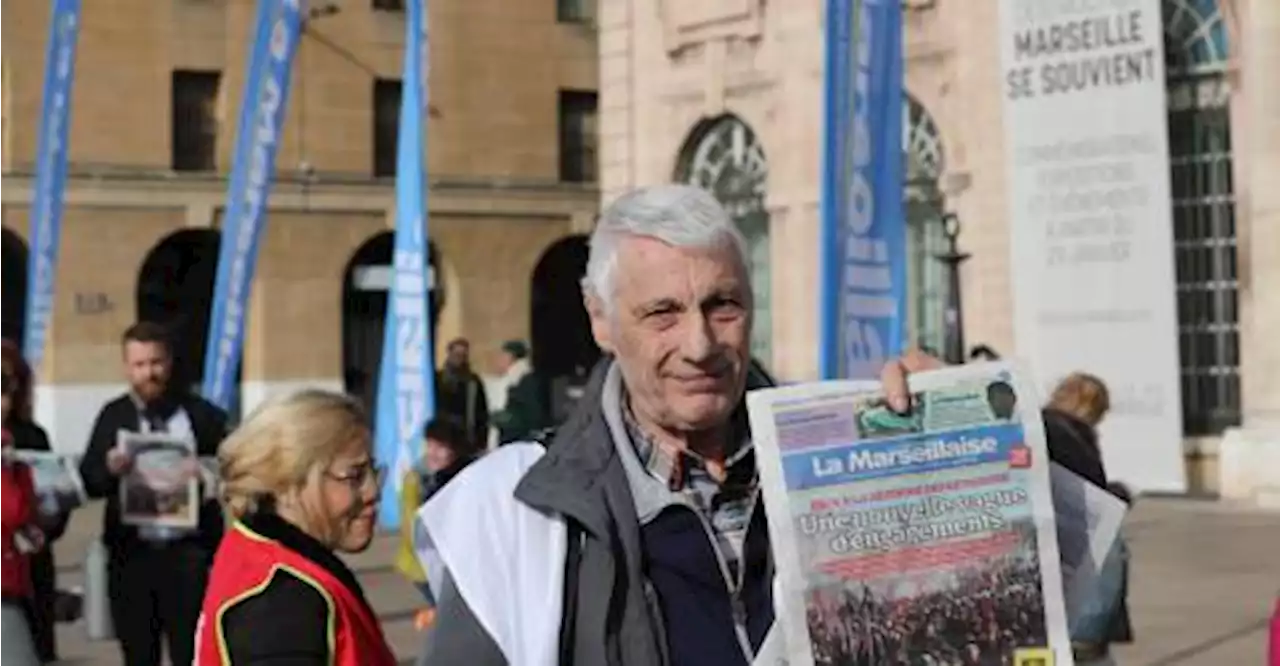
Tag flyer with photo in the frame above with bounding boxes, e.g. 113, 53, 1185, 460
8, 450, 87, 511
747, 362, 1073, 666
1048, 462, 1128, 628
118, 431, 199, 528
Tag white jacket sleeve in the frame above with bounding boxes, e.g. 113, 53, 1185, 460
414, 443, 568, 666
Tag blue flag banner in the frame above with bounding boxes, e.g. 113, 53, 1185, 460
375, 0, 433, 529
819, 0, 907, 380
22, 0, 82, 371
202, 0, 303, 410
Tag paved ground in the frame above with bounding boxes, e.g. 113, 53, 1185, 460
40, 498, 1280, 665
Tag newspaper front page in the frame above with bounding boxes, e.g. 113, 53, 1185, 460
748, 362, 1072, 666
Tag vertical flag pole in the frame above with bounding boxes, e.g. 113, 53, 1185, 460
818, 0, 907, 380
374, 0, 434, 529
202, 0, 304, 411
23, 0, 82, 372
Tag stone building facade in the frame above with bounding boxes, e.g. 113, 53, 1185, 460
598, 0, 1280, 498
1, 0, 602, 452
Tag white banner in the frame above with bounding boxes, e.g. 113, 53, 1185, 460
999, 0, 1186, 492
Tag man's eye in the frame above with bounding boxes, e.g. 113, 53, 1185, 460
709, 300, 745, 319
644, 310, 678, 328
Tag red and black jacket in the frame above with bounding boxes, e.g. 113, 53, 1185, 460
1, 454, 35, 600
195, 511, 396, 666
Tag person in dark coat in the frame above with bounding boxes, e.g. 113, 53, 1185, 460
493, 340, 548, 445
1045, 372, 1134, 660
435, 338, 490, 450
77, 323, 229, 666
2, 341, 69, 664
1041, 408, 1108, 489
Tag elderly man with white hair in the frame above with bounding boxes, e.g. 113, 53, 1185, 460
416, 182, 1121, 666
417, 183, 776, 666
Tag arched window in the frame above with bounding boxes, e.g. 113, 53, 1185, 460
530, 235, 601, 423
341, 232, 444, 419
674, 116, 772, 364
136, 230, 223, 393
903, 94, 948, 355
1163, 0, 1229, 76
1163, 0, 1239, 435
530, 235, 598, 380
2, 230, 27, 346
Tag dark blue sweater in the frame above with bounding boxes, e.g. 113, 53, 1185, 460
640, 501, 774, 666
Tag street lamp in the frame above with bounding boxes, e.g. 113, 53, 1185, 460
934, 212, 971, 365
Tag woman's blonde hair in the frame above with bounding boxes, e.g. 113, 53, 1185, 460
219, 389, 369, 518
1048, 372, 1111, 427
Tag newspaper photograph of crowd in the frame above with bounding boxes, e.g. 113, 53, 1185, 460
804, 539, 1050, 666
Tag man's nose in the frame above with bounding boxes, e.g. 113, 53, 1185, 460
680, 313, 716, 362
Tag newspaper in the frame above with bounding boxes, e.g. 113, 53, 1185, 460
198, 456, 222, 500
1049, 463, 1127, 627
7, 450, 87, 512
748, 362, 1073, 666
118, 431, 200, 528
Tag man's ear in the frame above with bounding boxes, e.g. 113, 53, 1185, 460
584, 293, 614, 354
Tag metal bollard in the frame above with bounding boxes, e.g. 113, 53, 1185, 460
83, 538, 113, 640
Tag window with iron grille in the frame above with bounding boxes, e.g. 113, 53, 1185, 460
373, 78, 402, 178
1163, 0, 1240, 436
903, 94, 948, 356
373, 0, 405, 11
558, 90, 597, 183
674, 116, 772, 363
171, 70, 220, 172
557, 0, 595, 24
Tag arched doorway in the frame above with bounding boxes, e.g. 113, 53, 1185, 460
530, 235, 600, 422
2, 230, 28, 345
903, 93, 948, 354
674, 115, 772, 364
136, 229, 223, 395
341, 232, 444, 417
1162, 0, 1239, 436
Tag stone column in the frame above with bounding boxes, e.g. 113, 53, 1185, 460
598, 0, 636, 205
1218, 0, 1280, 508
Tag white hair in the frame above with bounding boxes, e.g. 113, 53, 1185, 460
582, 184, 749, 313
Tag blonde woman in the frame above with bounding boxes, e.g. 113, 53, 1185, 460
194, 390, 397, 666
1049, 372, 1110, 427
1043, 372, 1111, 487
1046, 372, 1134, 666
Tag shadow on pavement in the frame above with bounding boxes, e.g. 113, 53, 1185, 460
1142, 617, 1271, 666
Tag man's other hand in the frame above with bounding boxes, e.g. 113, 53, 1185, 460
880, 349, 946, 413
106, 448, 133, 476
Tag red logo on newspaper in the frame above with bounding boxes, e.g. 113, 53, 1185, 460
1008, 444, 1031, 469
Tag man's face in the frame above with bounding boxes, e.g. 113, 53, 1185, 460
445, 343, 469, 371
989, 385, 1017, 419
495, 350, 516, 374
588, 236, 752, 432
123, 340, 172, 402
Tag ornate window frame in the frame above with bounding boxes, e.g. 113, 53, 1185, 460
657, 0, 765, 55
